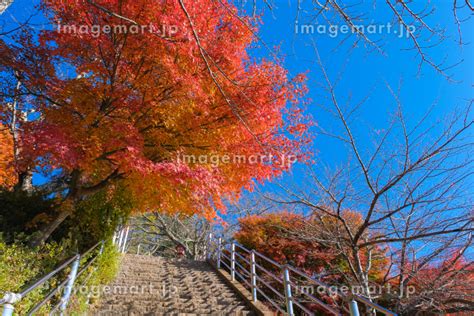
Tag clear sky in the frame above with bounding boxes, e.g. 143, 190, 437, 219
239, 1, 474, 200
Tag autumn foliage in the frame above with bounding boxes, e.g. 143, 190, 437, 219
0, 124, 15, 188
236, 211, 389, 280
235, 212, 336, 274
0, 0, 309, 242
234, 211, 393, 312
234, 211, 474, 314
403, 253, 474, 314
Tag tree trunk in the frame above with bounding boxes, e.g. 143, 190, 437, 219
29, 209, 72, 247
17, 170, 33, 193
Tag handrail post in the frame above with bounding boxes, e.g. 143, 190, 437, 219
121, 226, 130, 253
250, 250, 257, 302
231, 242, 236, 281
117, 227, 125, 249
99, 241, 105, 255
217, 237, 222, 269
349, 299, 360, 316
59, 255, 80, 314
207, 233, 213, 260
282, 265, 294, 316
1, 293, 22, 316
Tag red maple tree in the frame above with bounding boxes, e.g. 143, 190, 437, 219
0, 0, 310, 244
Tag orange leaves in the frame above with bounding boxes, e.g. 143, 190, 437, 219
236, 210, 390, 283
235, 212, 336, 272
401, 251, 474, 314
409, 252, 473, 293
0, 124, 16, 188
1, 0, 310, 222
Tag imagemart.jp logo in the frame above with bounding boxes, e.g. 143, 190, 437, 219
0, 0, 13, 15
295, 21, 416, 38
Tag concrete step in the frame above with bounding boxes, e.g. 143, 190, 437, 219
91, 254, 256, 315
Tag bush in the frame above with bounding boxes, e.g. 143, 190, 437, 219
67, 241, 121, 313
0, 237, 121, 315
0, 236, 72, 314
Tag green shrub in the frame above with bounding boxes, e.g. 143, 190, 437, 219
67, 241, 121, 313
0, 236, 72, 314
0, 237, 121, 315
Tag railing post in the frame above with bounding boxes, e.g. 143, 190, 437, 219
117, 227, 125, 249
59, 255, 80, 314
349, 299, 360, 316
217, 237, 222, 269
250, 250, 257, 302
112, 231, 117, 245
282, 265, 294, 316
121, 226, 130, 253
207, 233, 213, 260
137, 244, 141, 255
99, 241, 105, 255
231, 242, 236, 281
1, 293, 22, 316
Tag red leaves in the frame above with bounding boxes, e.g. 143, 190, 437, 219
408, 252, 473, 300
235, 212, 336, 272
1, 0, 311, 219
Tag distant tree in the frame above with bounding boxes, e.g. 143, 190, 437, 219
260, 53, 473, 314
130, 213, 212, 260
235, 212, 337, 275
235, 211, 391, 313
400, 249, 473, 314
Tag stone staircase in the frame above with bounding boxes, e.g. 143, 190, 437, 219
92, 254, 256, 315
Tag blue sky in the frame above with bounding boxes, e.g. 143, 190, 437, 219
239, 1, 474, 196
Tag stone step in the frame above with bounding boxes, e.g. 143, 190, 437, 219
91, 254, 256, 315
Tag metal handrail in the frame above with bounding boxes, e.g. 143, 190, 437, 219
255, 262, 283, 283
1, 241, 104, 316
234, 251, 250, 264
255, 286, 286, 313
220, 259, 232, 271
0, 225, 132, 316
296, 288, 340, 315
254, 250, 282, 268
255, 275, 286, 300
286, 264, 334, 289
221, 251, 231, 262
354, 294, 397, 316
22, 254, 79, 298
291, 297, 314, 315
234, 260, 250, 275
208, 235, 397, 316
26, 277, 70, 315
234, 243, 251, 253
234, 270, 252, 288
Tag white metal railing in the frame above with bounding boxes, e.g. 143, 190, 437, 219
0, 225, 131, 316
207, 234, 397, 316
113, 226, 153, 256
0, 241, 104, 316
113, 225, 130, 254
